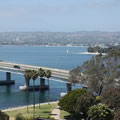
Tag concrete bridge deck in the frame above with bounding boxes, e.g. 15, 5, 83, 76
0, 61, 69, 80
0, 61, 71, 92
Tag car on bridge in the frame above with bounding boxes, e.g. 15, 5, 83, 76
13, 65, 20, 69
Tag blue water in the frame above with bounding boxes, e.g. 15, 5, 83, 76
0, 46, 94, 109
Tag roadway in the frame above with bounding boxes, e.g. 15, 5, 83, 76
0, 61, 70, 82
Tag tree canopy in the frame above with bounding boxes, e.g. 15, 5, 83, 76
58, 89, 87, 113
102, 87, 120, 110
74, 91, 96, 118
88, 104, 114, 120
69, 51, 120, 95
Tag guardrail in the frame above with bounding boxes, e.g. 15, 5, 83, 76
0, 61, 70, 81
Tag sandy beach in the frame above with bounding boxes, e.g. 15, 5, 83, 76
78, 52, 106, 55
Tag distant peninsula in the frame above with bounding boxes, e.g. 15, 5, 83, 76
87, 45, 120, 53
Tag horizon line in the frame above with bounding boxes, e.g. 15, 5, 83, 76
0, 30, 120, 33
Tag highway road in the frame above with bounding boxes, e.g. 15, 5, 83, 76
0, 61, 70, 82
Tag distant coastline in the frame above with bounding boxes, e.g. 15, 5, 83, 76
0, 45, 88, 47
0, 31, 120, 47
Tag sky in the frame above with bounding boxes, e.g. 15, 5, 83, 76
0, 0, 120, 32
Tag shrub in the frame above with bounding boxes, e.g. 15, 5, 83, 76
114, 109, 120, 120
74, 91, 96, 118
102, 87, 120, 110
96, 96, 102, 104
88, 104, 114, 120
0, 110, 9, 120
15, 113, 25, 120
47, 116, 54, 119
58, 89, 88, 113
30, 117, 55, 120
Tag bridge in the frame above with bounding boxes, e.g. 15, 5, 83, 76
0, 61, 72, 92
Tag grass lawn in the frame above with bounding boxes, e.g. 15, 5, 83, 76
60, 110, 70, 120
5, 103, 57, 120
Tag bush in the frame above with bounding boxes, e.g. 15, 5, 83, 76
74, 91, 96, 118
58, 89, 88, 113
15, 113, 25, 120
114, 109, 120, 120
0, 110, 9, 120
96, 96, 102, 104
30, 117, 54, 120
88, 104, 114, 120
102, 87, 120, 110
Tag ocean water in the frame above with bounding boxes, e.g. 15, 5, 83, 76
0, 46, 94, 109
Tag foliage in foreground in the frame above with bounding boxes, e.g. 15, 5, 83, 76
114, 109, 120, 120
61, 51, 120, 119
95, 96, 102, 104
59, 88, 120, 120
58, 89, 87, 113
88, 104, 114, 120
74, 91, 96, 118
0, 110, 9, 120
15, 113, 25, 120
102, 87, 120, 110
58, 89, 98, 119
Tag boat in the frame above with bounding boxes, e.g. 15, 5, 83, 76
66, 49, 69, 53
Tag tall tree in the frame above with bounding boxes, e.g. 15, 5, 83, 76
102, 87, 120, 110
69, 52, 120, 95
38, 68, 45, 108
45, 70, 52, 104
24, 69, 32, 113
31, 70, 38, 118
74, 91, 96, 119
103, 51, 120, 90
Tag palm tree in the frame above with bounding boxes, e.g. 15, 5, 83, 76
31, 70, 38, 118
24, 69, 32, 113
45, 70, 52, 105
38, 68, 45, 109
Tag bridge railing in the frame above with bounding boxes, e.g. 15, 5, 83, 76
0, 61, 70, 79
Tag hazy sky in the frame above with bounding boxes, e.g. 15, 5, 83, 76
0, 0, 120, 32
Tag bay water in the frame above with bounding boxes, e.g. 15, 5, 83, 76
0, 46, 94, 109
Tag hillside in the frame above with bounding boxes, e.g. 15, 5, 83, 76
0, 31, 120, 46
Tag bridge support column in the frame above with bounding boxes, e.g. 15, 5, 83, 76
6, 72, 11, 81
0, 72, 15, 85
19, 78, 49, 91
25, 79, 30, 88
66, 83, 72, 93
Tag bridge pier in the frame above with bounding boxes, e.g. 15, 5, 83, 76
19, 78, 49, 91
0, 72, 15, 85
25, 78, 30, 88
6, 72, 11, 81
66, 83, 72, 93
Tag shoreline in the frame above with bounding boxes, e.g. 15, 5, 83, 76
78, 52, 107, 55
2, 101, 58, 112
0, 45, 88, 47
